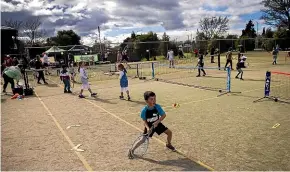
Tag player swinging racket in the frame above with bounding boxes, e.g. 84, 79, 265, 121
235, 54, 247, 80
128, 91, 175, 159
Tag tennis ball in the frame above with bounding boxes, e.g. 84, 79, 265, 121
274, 98, 278, 102
219, 90, 222, 93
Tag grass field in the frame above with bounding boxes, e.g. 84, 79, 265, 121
1, 51, 290, 171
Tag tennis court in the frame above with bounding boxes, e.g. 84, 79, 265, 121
2, 51, 290, 171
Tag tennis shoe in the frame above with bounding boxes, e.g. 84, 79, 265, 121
91, 93, 97, 97
79, 94, 85, 98
166, 144, 176, 151
128, 149, 134, 159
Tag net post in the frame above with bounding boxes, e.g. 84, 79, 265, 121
137, 63, 139, 78
253, 71, 271, 103
226, 67, 231, 92
151, 62, 155, 79
218, 67, 241, 97
218, 53, 221, 70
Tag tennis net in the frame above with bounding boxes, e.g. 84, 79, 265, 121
254, 70, 290, 103
31, 61, 158, 84
153, 62, 231, 92
270, 71, 290, 101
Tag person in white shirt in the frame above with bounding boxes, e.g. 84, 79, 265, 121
167, 49, 175, 68
42, 52, 50, 75
78, 62, 97, 98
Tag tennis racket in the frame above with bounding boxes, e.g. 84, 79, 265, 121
130, 126, 154, 157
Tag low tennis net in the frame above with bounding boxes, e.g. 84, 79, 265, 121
153, 62, 232, 92
254, 70, 290, 103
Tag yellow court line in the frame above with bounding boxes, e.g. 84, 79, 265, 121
49, 80, 214, 171
34, 91, 93, 171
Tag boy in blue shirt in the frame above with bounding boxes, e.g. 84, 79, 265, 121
128, 91, 175, 159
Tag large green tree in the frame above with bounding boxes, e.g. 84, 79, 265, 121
261, 0, 290, 29
49, 30, 81, 46
239, 20, 257, 51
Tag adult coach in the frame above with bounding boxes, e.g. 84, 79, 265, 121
2, 65, 22, 94
35, 55, 48, 84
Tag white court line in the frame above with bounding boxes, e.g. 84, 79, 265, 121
34, 91, 93, 171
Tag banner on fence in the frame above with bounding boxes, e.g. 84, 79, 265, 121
74, 54, 99, 62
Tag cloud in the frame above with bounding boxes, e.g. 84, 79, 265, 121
1, 0, 266, 45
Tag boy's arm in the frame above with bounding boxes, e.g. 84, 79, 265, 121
141, 108, 150, 131
143, 120, 150, 131
153, 104, 166, 127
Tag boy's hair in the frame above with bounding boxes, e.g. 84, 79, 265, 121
144, 91, 156, 100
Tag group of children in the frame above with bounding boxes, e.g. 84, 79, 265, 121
59, 62, 130, 100
194, 48, 248, 79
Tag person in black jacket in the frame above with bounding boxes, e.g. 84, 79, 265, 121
210, 47, 215, 63
35, 55, 48, 84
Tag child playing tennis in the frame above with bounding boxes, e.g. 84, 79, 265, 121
78, 62, 97, 98
60, 65, 72, 93
117, 64, 130, 100
235, 54, 247, 80
69, 62, 76, 83
196, 52, 206, 77
128, 91, 175, 159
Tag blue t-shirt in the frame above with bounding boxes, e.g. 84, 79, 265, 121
140, 104, 165, 121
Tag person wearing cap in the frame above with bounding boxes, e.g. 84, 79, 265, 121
224, 47, 234, 70
235, 54, 247, 80
2, 65, 22, 94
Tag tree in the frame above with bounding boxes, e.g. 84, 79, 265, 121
23, 17, 46, 45
262, 27, 266, 36
53, 30, 81, 46
261, 0, 290, 30
241, 20, 257, 38
198, 16, 229, 40
273, 27, 290, 50
265, 28, 274, 38
131, 31, 136, 39
4, 19, 23, 30
158, 32, 170, 57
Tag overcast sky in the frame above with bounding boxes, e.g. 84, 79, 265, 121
1, 0, 266, 46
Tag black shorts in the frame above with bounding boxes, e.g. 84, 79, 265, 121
143, 122, 168, 137
43, 63, 48, 67
122, 57, 128, 61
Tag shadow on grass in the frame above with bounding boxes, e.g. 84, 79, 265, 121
86, 97, 117, 104
138, 156, 209, 171
128, 99, 146, 105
